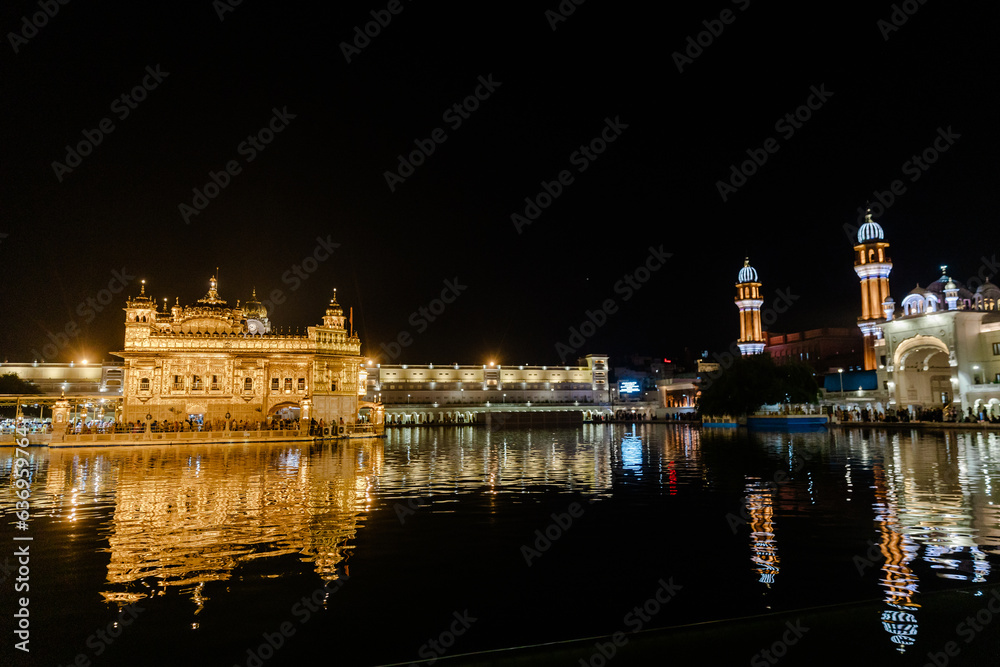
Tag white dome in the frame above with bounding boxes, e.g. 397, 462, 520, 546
858, 220, 884, 243
738, 259, 758, 283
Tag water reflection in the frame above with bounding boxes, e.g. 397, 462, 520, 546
2, 441, 382, 606
744, 478, 780, 588
620, 431, 643, 475
872, 461, 921, 652
837, 429, 1000, 653
3, 424, 1000, 657
379, 426, 617, 501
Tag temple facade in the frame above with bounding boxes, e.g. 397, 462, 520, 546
114, 277, 366, 426
859, 216, 1000, 416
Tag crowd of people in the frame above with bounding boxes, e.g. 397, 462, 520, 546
5, 416, 364, 437
0, 419, 52, 434
63, 417, 305, 435
834, 405, 1000, 423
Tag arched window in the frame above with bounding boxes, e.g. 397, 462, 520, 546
244, 377, 253, 392
139, 378, 150, 392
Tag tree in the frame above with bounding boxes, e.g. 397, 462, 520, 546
779, 360, 820, 405
0, 373, 42, 395
697, 354, 818, 417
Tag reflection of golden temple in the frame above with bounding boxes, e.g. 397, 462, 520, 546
745, 478, 780, 588
42, 440, 381, 606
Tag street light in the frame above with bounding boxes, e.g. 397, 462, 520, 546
838, 368, 844, 400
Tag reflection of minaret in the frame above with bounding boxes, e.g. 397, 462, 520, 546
735, 259, 765, 356
854, 209, 892, 370
872, 463, 920, 653
745, 478, 779, 587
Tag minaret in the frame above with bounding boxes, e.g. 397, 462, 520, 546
735, 258, 765, 356
854, 209, 892, 370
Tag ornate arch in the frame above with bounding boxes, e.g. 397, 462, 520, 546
894, 334, 950, 369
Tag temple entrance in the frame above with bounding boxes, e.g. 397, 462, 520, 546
893, 336, 953, 409
269, 403, 300, 421
186, 403, 207, 427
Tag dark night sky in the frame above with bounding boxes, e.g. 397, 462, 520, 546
2, 1, 998, 367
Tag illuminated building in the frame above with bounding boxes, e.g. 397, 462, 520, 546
0, 361, 123, 395
114, 277, 366, 426
863, 216, 1000, 415
366, 355, 611, 423
735, 258, 765, 356
764, 328, 864, 373
854, 210, 894, 370
655, 378, 699, 417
